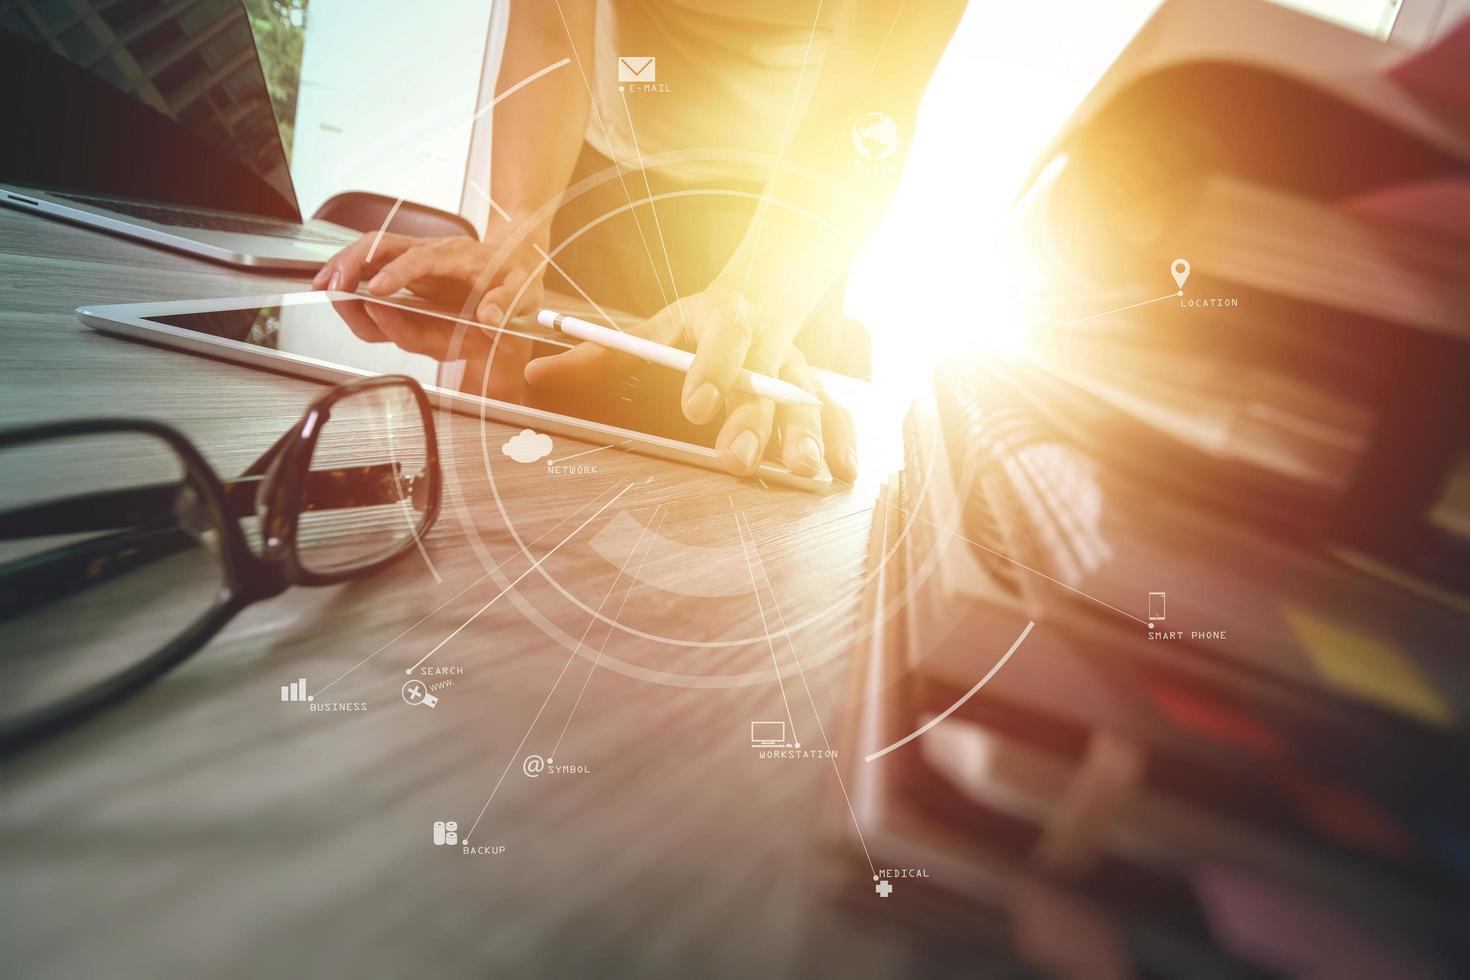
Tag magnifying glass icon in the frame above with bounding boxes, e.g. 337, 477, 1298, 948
402, 679, 439, 708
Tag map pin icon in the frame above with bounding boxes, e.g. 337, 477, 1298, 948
1171, 258, 1191, 290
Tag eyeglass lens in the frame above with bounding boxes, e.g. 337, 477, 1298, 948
0, 431, 228, 728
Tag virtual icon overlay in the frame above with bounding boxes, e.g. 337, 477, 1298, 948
4, 0, 1467, 976
402, 679, 439, 708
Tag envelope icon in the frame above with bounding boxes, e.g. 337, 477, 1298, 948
618, 56, 655, 83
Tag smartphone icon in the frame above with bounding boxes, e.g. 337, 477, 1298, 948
1148, 592, 1166, 622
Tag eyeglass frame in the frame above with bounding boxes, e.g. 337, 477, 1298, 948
0, 374, 441, 750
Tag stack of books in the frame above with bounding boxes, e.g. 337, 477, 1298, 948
840, 1, 1470, 973
1015, 0, 1470, 594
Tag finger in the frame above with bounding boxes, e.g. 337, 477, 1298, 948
522, 339, 631, 390
778, 349, 856, 480
775, 355, 826, 477
317, 233, 416, 292
365, 302, 453, 359
312, 238, 360, 289
332, 297, 388, 343
682, 300, 756, 424
318, 235, 411, 293
822, 392, 858, 482
713, 342, 782, 476
364, 242, 457, 296
519, 273, 545, 315
311, 242, 354, 289
475, 265, 532, 325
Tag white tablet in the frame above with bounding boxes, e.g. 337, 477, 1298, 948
76, 291, 832, 492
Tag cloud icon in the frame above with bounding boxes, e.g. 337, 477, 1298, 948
502, 429, 553, 464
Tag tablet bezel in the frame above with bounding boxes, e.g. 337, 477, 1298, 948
75, 290, 833, 493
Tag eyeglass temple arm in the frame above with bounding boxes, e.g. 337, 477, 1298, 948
241, 425, 298, 478
0, 463, 425, 541
0, 465, 427, 619
0, 425, 295, 541
0, 527, 195, 622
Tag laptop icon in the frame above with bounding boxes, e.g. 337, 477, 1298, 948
618, 56, 656, 83
750, 720, 787, 747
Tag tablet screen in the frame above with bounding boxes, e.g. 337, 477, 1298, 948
146, 296, 723, 451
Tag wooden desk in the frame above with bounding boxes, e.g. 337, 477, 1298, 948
0, 208, 933, 976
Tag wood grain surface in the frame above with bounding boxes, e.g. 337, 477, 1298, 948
0, 208, 959, 977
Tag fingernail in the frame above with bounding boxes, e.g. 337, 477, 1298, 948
329, 271, 342, 291
795, 436, 821, 469
685, 383, 721, 422
843, 452, 858, 477
484, 305, 503, 323
731, 431, 760, 470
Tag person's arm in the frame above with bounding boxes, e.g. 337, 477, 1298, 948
715, 0, 968, 339
528, 0, 967, 481
313, 1, 598, 321
474, 0, 597, 319
488, 0, 594, 230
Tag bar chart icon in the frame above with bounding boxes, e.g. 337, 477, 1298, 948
281, 678, 312, 703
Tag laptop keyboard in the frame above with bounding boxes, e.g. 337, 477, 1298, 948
55, 194, 356, 246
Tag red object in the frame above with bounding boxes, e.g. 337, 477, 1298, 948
1138, 668, 1284, 758
1389, 16, 1470, 109
1344, 176, 1470, 241
1275, 767, 1418, 860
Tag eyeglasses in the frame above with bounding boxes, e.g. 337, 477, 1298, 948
0, 375, 440, 750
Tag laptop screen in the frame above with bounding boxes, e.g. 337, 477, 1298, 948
0, 0, 300, 221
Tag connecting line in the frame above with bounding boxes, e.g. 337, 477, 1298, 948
532, 244, 628, 334
742, 0, 909, 334
381, 406, 443, 585
847, 0, 909, 117
736, 0, 826, 301
312, 481, 630, 699
405, 481, 637, 675
469, 58, 574, 125
464, 501, 664, 843
397, 499, 443, 585
466, 180, 511, 223
314, 573, 482, 700
547, 440, 631, 466
883, 498, 1149, 627
614, 89, 687, 333
734, 512, 801, 748
864, 622, 1035, 763
735, 513, 877, 878
366, 56, 570, 264
547, 506, 669, 760
1044, 291, 1181, 330
549, 0, 676, 320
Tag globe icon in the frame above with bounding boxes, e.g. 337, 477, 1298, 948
851, 111, 900, 161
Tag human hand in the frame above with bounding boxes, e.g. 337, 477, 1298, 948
312, 228, 545, 324
333, 296, 477, 360
523, 288, 857, 482
332, 296, 533, 400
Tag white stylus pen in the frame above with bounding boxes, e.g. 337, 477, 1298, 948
537, 309, 822, 408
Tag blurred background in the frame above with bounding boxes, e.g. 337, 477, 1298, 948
236, 0, 1455, 395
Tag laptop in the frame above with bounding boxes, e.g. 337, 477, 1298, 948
0, 0, 358, 271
